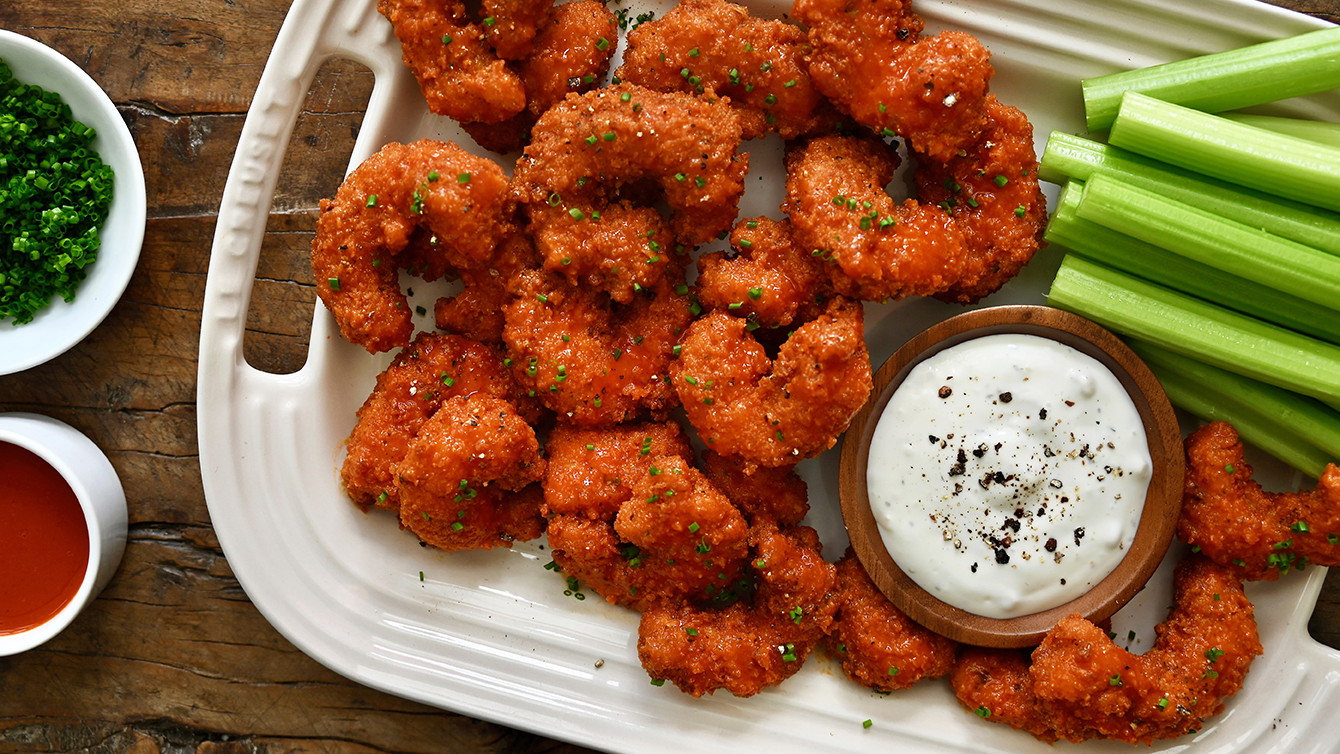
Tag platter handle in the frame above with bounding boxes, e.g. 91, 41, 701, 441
197, 0, 409, 388
1255, 567, 1340, 747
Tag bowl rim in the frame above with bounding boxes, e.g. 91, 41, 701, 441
0, 29, 146, 375
0, 412, 126, 655
838, 304, 1184, 648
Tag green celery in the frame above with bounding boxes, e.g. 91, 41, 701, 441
1039, 131, 1340, 255
1046, 255, 1340, 405
1128, 339, 1340, 477
1109, 92, 1340, 213
1082, 25, 1340, 131
1046, 182, 1340, 344
1073, 173, 1340, 310
1222, 113, 1340, 149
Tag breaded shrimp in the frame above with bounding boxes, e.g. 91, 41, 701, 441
378, 0, 527, 123
340, 332, 537, 511
1180, 421, 1340, 580
910, 96, 1048, 303
636, 523, 838, 697
512, 84, 747, 302
503, 267, 693, 426
460, 0, 619, 153
795, 0, 993, 161
672, 297, 872, 469
694, 216, 832, 329
542, 424, 751, 610
785, 135, 971, 302
824, 549, 958, 691
393, 394, 546, 550
700, 450, 810, 528
311, 139, 512, 352
542, 421, 694, 520
616, 0, 839, 140
785, 103, 1045, 305
952, 556, 1261, 744
433, 226, 538, 347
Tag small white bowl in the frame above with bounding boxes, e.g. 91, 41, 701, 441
0, 412, 127, 655
0, 30, 146, 375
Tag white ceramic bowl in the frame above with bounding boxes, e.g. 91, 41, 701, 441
0, 29, 146, 375
0, 412, 127, 655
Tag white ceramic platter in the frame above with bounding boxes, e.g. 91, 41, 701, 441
199, 0, 1340, 751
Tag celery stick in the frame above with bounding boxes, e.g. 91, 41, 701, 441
1109, 92, 1340, 213
1046, 182, 1340, 344
1039, 131, 1340, 255
1129, 339, 1340, 477
1082, 25, 1340, 131
1074, 173, 1340, 310
1221, 113, 1340, 149
1046, 255, 1340, 404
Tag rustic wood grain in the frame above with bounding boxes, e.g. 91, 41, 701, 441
1, 0, 1338, 752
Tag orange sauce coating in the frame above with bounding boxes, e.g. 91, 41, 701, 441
0, 441, 90, 635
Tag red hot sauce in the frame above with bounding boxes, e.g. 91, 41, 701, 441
0, 441, 90, 635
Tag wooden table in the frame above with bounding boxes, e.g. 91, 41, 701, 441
0, 1, 1337, 751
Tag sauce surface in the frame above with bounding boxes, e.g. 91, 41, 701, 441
0, 441, 90, 635
867, 333, 1151, 619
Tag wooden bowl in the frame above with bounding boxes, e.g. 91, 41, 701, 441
838, 305, 1183, 648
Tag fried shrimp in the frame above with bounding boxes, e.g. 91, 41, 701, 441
785, 135, 969, 302
542, 421, 694, 520
478, 0, 553, 61
341, 332, 538, 511
514, 0, 618, 116
543, 423, 751, 610
1180, 421, 1340, 580
393, 394, 546, 550
460, 0, 619, 153
672, 297, 872, 468
701, 450, 809, 527
378, 0, 527, 123
433, 226, 538, 346
503, 267, 693, 426
825, 550, 957, 691
694, 217, 831, 329
795, 0, 994, 162
512, 84, 747, 302
951, 556, 1261, 744
616, 0, 838, 140
909, 96, 1048, 302
784, 115, 1044, 303
311, 139, 512, 352
636, 523, 838, 697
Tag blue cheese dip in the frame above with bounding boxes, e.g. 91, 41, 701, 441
867, 333, 1151, 619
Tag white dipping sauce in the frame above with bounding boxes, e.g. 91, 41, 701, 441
867, 333, 1151, 619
